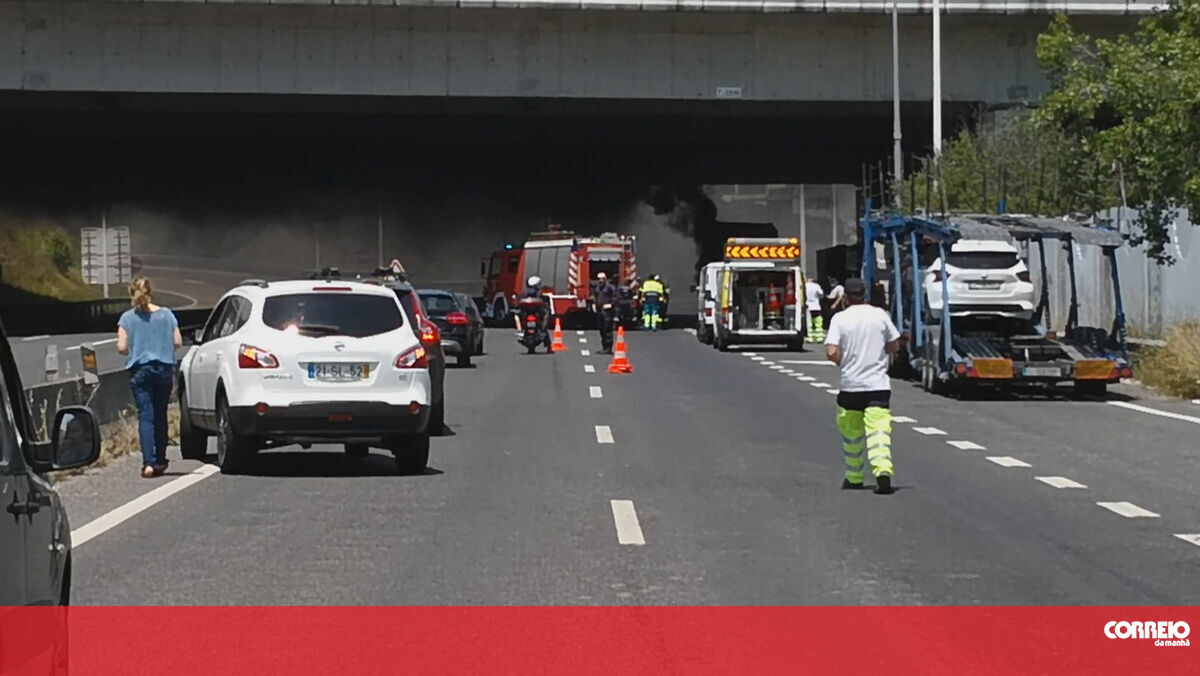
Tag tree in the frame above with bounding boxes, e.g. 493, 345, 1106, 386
1037, 0, 1200, 262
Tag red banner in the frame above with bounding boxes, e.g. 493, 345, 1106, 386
2, 607, 1197, 675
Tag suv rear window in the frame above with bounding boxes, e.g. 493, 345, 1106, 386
947, 252, 1019, 269
262, 293, 404, 338
417, 292, 459, 316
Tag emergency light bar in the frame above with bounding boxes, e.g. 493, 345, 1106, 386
723, 237, 801, 261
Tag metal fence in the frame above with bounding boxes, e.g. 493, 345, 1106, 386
1032, 208, 1200, 338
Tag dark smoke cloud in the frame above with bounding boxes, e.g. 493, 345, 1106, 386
646, 185, 777, 274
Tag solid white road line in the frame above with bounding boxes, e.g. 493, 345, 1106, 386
159, 288, 199, 310
595, 425, 614, 444
947, 440, 986, 451
892, 416, 917, 424
590, 386, 603, 399
809, 382, 831, 389
584, 365, 596, 373
21, 334, 50, 341
1107, 401, 1200, 426
92, 338, 118, 346
986, 456, 1032, 468
1036, 476, 1088, 489
71, 464, 220, 548
1097, 501, 1160, 518
610, 500, 646, 546
913, 427, 947, 435
1174, 534, 1200, 547
581, 349, 591, 357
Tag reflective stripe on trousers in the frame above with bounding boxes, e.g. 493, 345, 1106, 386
836, 406, 893, 482
808, 314, 825, 342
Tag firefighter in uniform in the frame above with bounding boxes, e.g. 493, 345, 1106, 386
639, 274, 666, 331
593, 272, 619, 353
824, 278, 901, 495
805, 277, 826, 343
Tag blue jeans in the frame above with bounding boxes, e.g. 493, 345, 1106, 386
129, 362, 173, 468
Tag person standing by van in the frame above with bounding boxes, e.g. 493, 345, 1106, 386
116, 277, 182, 478
805, 276, 826, 343
825, 278, 900, 495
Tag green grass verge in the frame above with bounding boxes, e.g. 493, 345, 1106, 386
0, 215, 101, 302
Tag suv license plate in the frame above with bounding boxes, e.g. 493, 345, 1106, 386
308, 363, 370, 380
968, 281, 1002, 290
1023, 366, 1060, 378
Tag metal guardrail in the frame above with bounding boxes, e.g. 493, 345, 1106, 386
1, 298, 134, 337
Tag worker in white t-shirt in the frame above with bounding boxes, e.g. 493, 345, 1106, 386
824, 278, 901, 495
826, 277, 847, 315
805, 278, 825, 343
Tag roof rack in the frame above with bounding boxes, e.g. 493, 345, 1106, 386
238, 279, 269, 288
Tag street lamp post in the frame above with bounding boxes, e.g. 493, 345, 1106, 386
891, 0, 903, 208
932, 0, 943, 157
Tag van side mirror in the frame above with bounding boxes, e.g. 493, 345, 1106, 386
50, 406, 101, 471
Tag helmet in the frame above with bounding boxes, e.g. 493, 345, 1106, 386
528, 276, 542, 287
597, 272, 608, 280
652, 274, 661, 282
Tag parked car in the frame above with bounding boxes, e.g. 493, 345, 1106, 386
1, 316, 101, 607
418, 289, 483, 367
177, 279, 433, 474
923, 239, 1035, 320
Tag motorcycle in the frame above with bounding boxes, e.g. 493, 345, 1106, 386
516, 296, 552, 354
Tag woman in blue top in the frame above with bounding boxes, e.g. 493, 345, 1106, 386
117, 277, 182, 478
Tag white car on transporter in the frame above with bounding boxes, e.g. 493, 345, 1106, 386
923, 239, 1036, 320
177, 278, 434, 475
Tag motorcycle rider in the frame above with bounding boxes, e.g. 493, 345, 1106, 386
514, 275, 547, 335
593, 272, 619, 353
640, 274, 666, 331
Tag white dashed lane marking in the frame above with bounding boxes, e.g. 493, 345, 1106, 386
684, 328, 697, 336
584, 365, 596, 373
743, 352, 758, 357
760, 361, 776, 366
913, 427, 947, 436
826, 389, 839, 395
779, 369, 795, 375
750, 356, 766, 362
595, 425, 614, 444
946, 440, 986, 451
770, 365, 786, 370
809, 382, 831, 389
589, 386, 603, 399
796, 375, 815, 382
1036, 476, 1087, 489
610, 500, 646, 546
1097, 502, 1160, 518
576, 330, 585, 336
581, 349, 591, 357
892, 416, 917, 424
579, 338, 588, 344
986, 456, 1032, 468
1174, 534, 1200, 547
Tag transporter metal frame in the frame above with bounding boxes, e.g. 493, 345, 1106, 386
859, 203, 1132, 396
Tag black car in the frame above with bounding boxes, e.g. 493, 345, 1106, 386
1, 316, 102, 607
418, 290, 484, 367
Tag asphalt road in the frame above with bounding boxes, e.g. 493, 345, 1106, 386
57, 327, 1200, 604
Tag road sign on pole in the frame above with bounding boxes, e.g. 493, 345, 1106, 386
81, 221, 133, 293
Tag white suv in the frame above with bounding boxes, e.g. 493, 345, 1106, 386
177, 279, 433, 475
924, 239, 1035, 320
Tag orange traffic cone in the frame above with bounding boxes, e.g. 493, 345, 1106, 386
608, 325, 634, 374
551, 317, 568, 352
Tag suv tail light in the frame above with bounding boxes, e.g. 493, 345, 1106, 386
238, 344, 279, 369
419, 319, 439, 344
1017, 270, 1031, 283
395, 345, 429, 369
446, 311, 470, 326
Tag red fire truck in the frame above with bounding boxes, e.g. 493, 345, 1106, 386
481, 228, 638, 324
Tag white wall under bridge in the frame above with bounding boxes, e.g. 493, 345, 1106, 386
1, 1, 1137, 106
